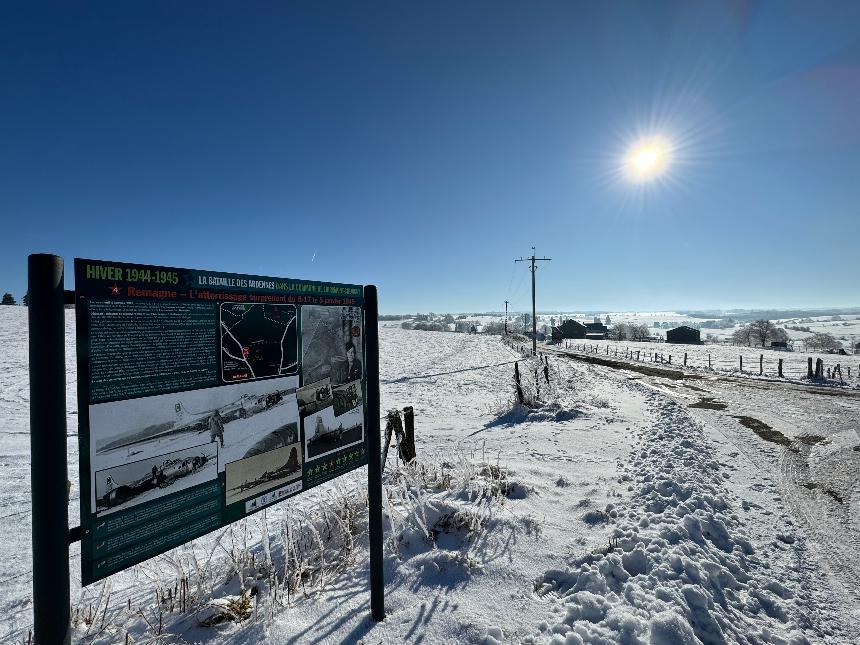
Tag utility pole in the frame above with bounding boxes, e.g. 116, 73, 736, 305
504, 300, 509, 335
515, 247, 551, 356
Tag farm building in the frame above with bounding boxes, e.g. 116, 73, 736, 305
666, 325, 701, 344
551, 319, 587, 342
585, 322, 608, 339
770, 341, 788, 349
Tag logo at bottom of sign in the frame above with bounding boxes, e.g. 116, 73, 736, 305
244, 480, 303, 513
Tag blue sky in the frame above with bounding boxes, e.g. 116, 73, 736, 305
2, 1, 859, 314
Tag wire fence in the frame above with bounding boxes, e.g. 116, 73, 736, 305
555, 339, 860, 384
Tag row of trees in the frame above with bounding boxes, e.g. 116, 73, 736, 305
800, 332, 843, 352
2, 293, 20, 305
730, 320, 789, 347
402, 320, 487, 333
730, 319, 844, 352
607, 322, 652, 341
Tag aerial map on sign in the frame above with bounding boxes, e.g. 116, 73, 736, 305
220, 303, 298, 382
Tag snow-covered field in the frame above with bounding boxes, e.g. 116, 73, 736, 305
1, 308, 859, 643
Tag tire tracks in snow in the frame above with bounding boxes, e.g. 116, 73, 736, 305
636, 374, 860, 634
544, 351, 859, 641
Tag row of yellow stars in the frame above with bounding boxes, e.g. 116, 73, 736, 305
308, 447, 366, 476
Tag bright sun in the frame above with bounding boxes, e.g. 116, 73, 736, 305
624, 137, 671, 182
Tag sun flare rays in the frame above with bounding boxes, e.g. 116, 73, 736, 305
624, 136, 672, 182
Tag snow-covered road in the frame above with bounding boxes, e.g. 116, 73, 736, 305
660, 374, 860, 609
546, 343, 860, 641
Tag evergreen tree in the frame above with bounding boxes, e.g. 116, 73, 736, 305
1, 293, 17, 305
22, 292, 29, 306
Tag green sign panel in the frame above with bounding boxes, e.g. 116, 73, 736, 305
75, 259, 368, 585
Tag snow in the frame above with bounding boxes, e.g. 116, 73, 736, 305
1, 308, 859, 643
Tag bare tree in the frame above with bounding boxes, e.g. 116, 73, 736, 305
749, 319, 777, 347
731, 324, 753, 347
609, 322, 629, 341
480, 321, 505, 335
808, 332, 841, 352
630, 323, 650, 341
772, 327, 789, 344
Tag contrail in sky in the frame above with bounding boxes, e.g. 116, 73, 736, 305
311, 250, 316, 262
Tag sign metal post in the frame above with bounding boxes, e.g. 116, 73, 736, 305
28, 253, 72, 645
364, 285, 385, 621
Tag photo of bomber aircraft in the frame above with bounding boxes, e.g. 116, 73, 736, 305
96, 446, 216, 514
95, 384, 296, 455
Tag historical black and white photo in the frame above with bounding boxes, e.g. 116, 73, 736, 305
332, 379, 362, 416
300, 305, 363, 386
303, 405, 364, 461
94, 443, 218, 517
296, 377, 333, 415
89, 375, 300, 499
225, 443, 302, 505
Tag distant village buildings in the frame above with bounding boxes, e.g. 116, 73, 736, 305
548, 320, 711, 346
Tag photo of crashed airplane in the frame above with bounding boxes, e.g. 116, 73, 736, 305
95, 443, 218, 516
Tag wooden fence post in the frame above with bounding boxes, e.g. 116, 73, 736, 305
382, 410, 403, 468
759, 354, 763, 376
739, 355, 743, 372
778, 359, 783, 378
815, 358, 823, 379
514, 362, 524, 405
708, 354, 711, 370
684, 352, 687, 367
807, 357, 813, 379
400, 407, 416, 463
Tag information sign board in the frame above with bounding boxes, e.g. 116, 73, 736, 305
75, 259, 368, 585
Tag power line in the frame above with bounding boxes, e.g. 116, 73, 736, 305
508, 267, 528, 305
515, 247, 552, 356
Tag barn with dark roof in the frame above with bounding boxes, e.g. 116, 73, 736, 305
551, 319, 587, 342
666, 325, 701, 344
